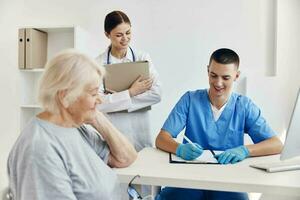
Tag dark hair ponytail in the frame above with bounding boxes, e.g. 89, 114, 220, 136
104, 11, 131, 34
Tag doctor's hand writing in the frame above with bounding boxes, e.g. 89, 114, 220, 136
129, 76, 153, 97
176, 143, 203, 160
215, 146, 249, 164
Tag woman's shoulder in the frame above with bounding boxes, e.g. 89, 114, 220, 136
17, 117, 77, 154
9, 118, 59, 163
20, 117, 49, 141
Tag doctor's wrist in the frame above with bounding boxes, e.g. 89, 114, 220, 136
175, 144, 183, 157
242, 145, 250, 157
128, 88, 136, 97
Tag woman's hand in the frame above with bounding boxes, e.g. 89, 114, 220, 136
84, 110, 105, 128
129, 76, 153, 97
85, 110, 137, 167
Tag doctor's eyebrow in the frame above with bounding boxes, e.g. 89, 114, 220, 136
209, 72, 231, 79
115, 29, 131, 35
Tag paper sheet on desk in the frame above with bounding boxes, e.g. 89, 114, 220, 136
169, 150, 223, 164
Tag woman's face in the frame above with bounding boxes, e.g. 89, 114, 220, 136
106, 22, 131, 51
67, 80, 101, 124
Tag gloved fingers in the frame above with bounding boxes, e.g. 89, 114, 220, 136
183, 155, 194, 160
231, 156, 241, 164
214, 146, 249, 164
185, 144, 202, 154
194, 143, 202, 148
192, 147, 203, 155
217, 152, 231, 164
180, 147, 195, 160
191, 151, 202, 159
177, 143, 204, 160
184, 150, 201, 160
223, 153, 235, 164
215, 152, 225, 163
214, 153, 221, 159
183, 153, 195, 160
194, 143, 203, 153
189, 144, 203, 156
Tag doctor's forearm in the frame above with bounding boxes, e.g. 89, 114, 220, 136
246, 136, 283, 157
97, 90, 132, 112
128, 85, 162, 111
155, 130, 179, 154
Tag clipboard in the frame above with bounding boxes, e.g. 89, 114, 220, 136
103, 61, 149, 92
169, 150, 222, 164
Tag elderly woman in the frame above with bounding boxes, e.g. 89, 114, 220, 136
7, 49, 137, 199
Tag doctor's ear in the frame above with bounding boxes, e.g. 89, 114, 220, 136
105, 32, 110, 39
234, 71, 241, 81
57, 90, 68, 108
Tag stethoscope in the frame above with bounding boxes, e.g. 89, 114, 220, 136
106, 45, 136, 64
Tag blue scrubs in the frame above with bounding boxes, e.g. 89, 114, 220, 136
157, 89, 276, 200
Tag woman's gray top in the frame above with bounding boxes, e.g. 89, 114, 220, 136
7, 117, 121, 200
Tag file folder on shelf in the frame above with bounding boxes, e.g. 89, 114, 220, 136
18, 29, 26, 69
18, 28, 48, 69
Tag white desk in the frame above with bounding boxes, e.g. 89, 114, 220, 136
114, 147, 300, 197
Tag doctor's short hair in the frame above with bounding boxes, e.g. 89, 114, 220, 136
38, 49, 105, 114
209, 48, 240, 69
104, 10, 131, 34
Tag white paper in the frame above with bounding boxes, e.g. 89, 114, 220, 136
170, 150, 223, 164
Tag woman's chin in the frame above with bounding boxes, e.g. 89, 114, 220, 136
82, 113, 96, 123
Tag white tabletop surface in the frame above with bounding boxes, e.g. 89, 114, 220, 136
114, 147, 300, 197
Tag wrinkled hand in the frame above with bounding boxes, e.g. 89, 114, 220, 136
215, 146, 249, 164
129, 76, 153, 97
176, 143, 203, 160
84, 110, 103, 127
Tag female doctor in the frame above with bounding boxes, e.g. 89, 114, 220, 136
96, 10, 162, 151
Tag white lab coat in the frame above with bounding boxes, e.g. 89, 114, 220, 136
96, 47, 162, 151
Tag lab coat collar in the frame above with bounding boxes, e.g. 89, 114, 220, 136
106, 46, 134, 63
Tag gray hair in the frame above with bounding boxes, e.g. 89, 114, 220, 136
38, 49, 105, 114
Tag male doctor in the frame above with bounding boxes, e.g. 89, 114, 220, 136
155, 48, 283, 200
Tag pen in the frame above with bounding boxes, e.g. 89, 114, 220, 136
183, 135, 197, 148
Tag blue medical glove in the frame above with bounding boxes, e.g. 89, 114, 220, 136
215, 146, 249, 164
176, 143, 203, 160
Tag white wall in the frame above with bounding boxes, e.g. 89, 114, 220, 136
247, 0, 300, 138
0, 0, 299, 195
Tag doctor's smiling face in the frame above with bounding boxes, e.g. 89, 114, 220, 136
207, 48, 240, 103
105, 22, 132, 52
208, 59, 240, 100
